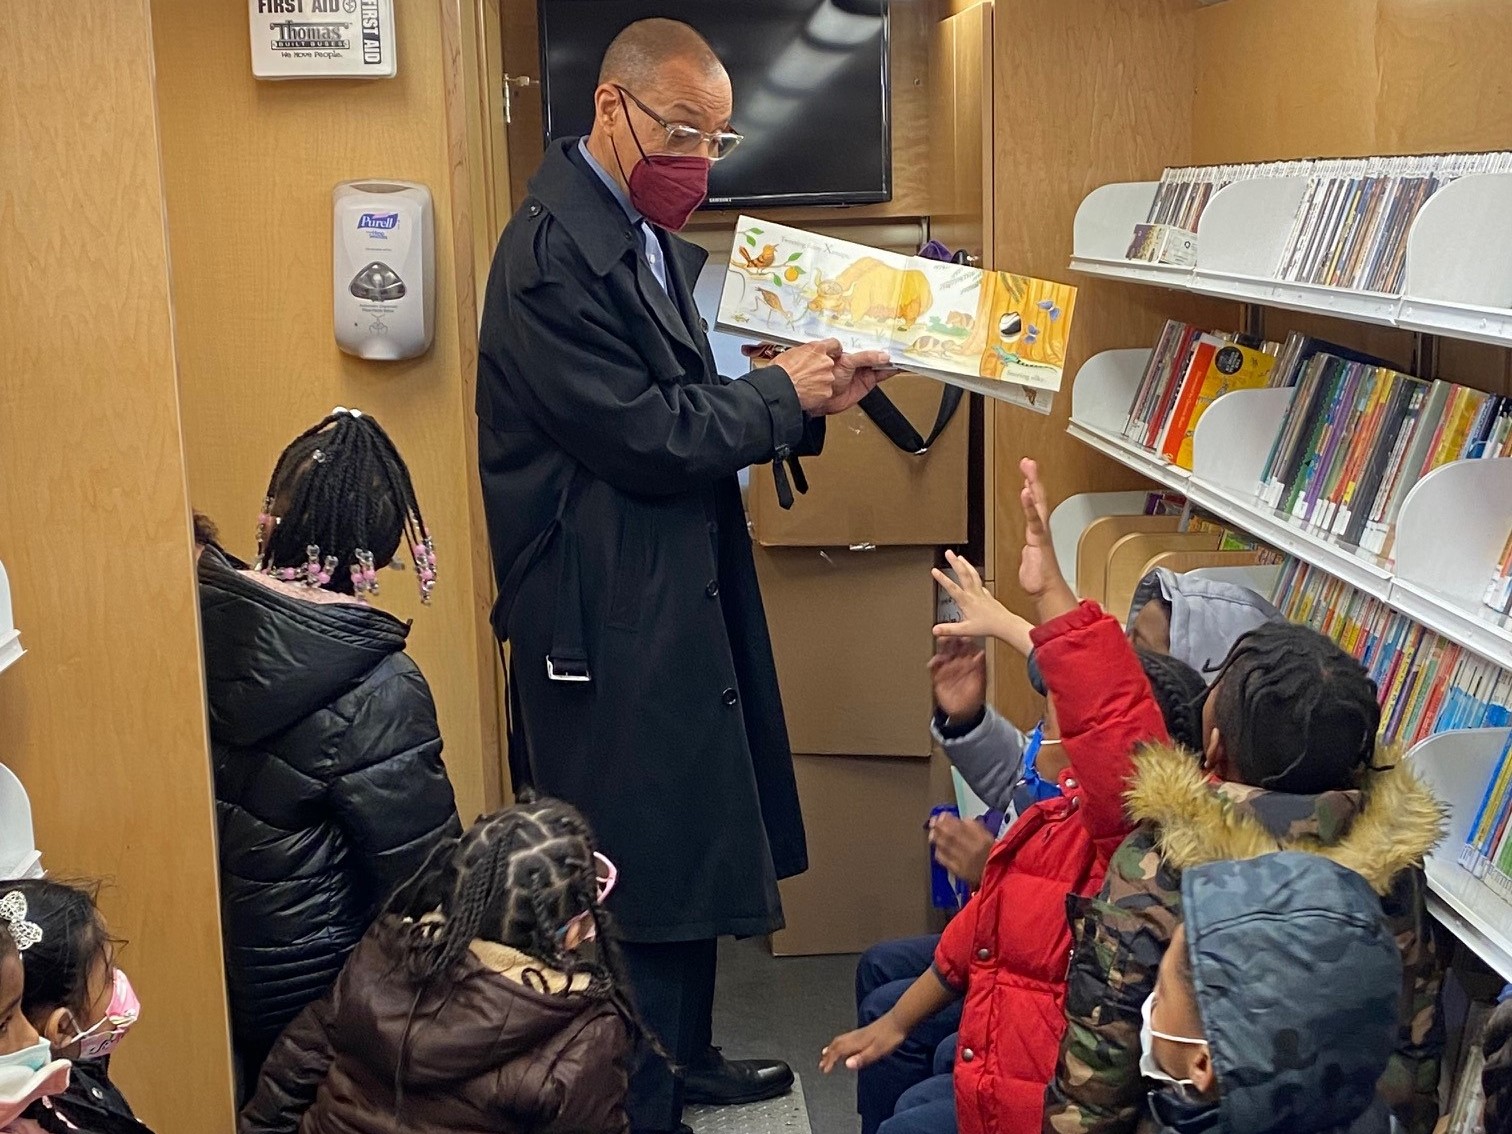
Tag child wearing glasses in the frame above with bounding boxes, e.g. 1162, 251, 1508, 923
241, 796, 654, 1134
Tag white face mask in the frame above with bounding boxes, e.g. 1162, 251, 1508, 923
1139, 991, 1207, 1086
0, 1037, 53, 1096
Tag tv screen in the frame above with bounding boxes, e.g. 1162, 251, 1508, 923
537, 0, 891, 209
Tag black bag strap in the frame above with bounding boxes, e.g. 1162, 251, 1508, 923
857, 384, 965, 455
855, 241, 972, 455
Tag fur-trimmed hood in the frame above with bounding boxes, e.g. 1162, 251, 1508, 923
1125, 742, 1446, 894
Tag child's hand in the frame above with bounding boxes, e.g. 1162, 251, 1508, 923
820, 1016, 908, 1073
929, 812, 994, 888
933, 551, 1032, 651
929, 638, 987, 724
1017, 458, 1063, 600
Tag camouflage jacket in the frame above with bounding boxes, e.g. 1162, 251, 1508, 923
1043, 742, 1448, 1134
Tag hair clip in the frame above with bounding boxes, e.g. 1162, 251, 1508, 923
413, 536, 437, 605
303, 545, 336, 588
332, 406, 362, 419
350, 548, 379, 597
0, 891, 43, 952
311, 448, 326, 464
256, 498, 278, 552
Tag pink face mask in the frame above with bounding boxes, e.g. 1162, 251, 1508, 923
69, 968, 139, 1062
562, 852, 618, 946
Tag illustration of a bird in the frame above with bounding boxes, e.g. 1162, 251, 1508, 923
755, 287, 796, 328
739, 244, 778, 271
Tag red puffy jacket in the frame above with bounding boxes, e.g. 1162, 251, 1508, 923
933, 602, 1168, 1134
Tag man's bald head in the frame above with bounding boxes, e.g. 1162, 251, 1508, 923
599, 18, 726, 91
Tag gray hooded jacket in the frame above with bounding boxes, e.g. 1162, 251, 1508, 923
1147, 851, 1401, 1134
1127, 568, 1281, 680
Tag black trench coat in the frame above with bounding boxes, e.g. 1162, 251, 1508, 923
476, 138, 813, 942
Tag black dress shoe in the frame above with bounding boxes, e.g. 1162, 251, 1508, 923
683, 1046, 794, 1106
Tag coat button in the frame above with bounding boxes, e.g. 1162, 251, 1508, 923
722, 688, 738, 707
976, 947, 990, 961
527, 203, 541, 217
1064, 778, 1078, 789
961, 1048, 975, 1062
701, 318, 710, 332
706, 580, 720, 598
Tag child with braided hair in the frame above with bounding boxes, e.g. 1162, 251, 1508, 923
1046, 620, 1448, 1134
197, 408, 460, 1091
242, 796, 649, 1134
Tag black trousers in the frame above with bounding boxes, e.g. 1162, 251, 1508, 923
620, 938, 718, 1132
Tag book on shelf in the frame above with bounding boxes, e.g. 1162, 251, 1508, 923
1255, 355, 1512, 559
1121, 320, 1279, 469
1485, 528, 1512, 617
1126, 161, 1323, 265
1127, 151, 1512, 293
1272, 559, 1512, 749
716, 217, 1079, 401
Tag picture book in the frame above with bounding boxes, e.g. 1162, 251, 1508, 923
1172, 341, 1276, 469
716, 217, 1078, 404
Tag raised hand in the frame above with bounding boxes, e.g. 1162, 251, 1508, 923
1018, 457, 1077, 622
929, 637, 987, 723
932, 550, 1033, 654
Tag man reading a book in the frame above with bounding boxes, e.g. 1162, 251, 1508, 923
474, 17, 894, 1134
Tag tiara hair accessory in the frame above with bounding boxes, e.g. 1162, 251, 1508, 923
0, 891, 42, 952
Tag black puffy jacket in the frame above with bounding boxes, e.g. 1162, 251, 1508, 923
198, 547, 461, 1076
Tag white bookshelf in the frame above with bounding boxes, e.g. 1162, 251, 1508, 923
0, 560, 20, 676
1069, 173, 1512, 346
1066, 348, 1512, 670
1407, 728, 1512, 981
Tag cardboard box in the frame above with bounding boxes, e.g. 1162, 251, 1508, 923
771, 754, 938, 956
749, 373, 968, 547
756, 544, 937, 757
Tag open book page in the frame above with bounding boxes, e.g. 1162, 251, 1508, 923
717, 217, 907, 353
716, 217, 1077, 406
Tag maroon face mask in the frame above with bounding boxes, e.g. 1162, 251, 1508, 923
612, 97, 711, 231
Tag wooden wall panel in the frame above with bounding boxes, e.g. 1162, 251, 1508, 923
1375, 0, 1512, 155
0, 4, 235, 1128
151, 0, 499, 822
1196, 0, 1512, 162
1193, 0, 1377, 163
987, 0, 1233, 723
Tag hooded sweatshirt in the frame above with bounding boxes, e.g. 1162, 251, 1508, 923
239, 918, 632, 1134
1045, 744, 1446, 1134
198, 547, 461, 1069
1126, 569, 1281, 680
1145, 852, 1401, 1134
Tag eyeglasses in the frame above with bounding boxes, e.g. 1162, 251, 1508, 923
615, 86, 744, 161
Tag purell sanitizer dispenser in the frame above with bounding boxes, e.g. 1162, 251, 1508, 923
333, 181, 434, 360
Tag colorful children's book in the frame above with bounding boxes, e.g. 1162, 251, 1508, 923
716, 217, 1078, 404
1171, 342, 1277, 469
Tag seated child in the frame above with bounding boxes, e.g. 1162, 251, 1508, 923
7, 880, 149, 1134
1125, 567, 1280, 678
241, 795, 647, 1134
1142, 852, 1401, 1134
823, 459, 1206, 1134
0, 893, 70, 1134
1046, 622, 1446, 1134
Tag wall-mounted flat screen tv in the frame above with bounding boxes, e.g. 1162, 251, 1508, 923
537, 0, 891, 209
